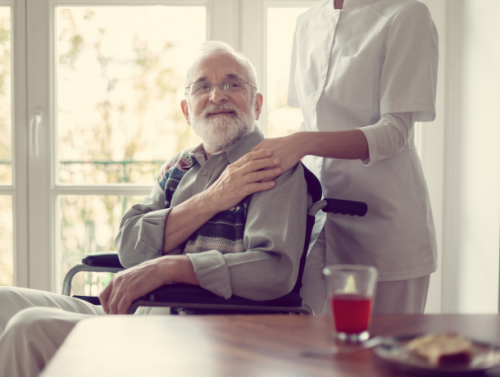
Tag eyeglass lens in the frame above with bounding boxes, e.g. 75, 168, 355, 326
190, 78, 246, 95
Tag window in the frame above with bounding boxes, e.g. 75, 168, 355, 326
16, 0, 319, 293
55, 6, 205, 186
53, 5, 206, 293
266, 6, 307, 137
0, 196, 12, 286
0, 5, 13, 286
0, 6, 11, 186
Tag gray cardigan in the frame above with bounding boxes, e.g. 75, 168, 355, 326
115, 127, 309, 301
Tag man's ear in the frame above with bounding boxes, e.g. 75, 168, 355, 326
254, 93, 264, 120
181, 99, 191, 125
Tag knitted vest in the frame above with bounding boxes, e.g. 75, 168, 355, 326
157, 149, 251, 254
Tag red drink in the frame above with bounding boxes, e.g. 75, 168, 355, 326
331, 293, 372, 334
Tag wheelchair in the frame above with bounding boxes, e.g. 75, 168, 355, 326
62, 166, 367, 315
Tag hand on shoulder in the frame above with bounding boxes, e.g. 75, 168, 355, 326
251, 133, 306, 178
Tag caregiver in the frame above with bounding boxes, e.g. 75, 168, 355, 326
253, 0, 438, 314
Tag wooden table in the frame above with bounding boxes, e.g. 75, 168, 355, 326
41, 314, 500, 377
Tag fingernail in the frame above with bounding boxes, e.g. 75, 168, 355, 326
273, 158, 279, 164
274, 168, 281, 174
268, 181, 275, 187
265, 150, 272, 156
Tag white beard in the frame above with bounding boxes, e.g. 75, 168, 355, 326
190, 103, 255, 154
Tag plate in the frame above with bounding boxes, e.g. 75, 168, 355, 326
373, 334, 500, 375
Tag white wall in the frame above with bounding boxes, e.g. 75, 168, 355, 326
419, 0, 446, 314
443, 0, 500, 313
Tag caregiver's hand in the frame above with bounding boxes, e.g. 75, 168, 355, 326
251, 133, 306, 178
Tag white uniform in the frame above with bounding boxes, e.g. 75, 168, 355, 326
289, 0, 438, 313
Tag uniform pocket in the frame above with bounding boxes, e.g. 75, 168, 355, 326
333, 56, 374, 109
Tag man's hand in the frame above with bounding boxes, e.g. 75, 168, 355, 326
251, 134, 305, 179
99, 255, 198, 315
203, 149, 282, 213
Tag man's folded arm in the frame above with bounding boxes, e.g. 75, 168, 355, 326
188, 163, 309, 301
116, 162, 308, 302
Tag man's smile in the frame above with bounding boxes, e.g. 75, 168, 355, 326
206, 110, 236, 117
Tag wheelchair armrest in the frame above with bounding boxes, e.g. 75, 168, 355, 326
62, 252, 124, 296
308, 198, 368, 217
323, 198, 367, 216
82, 252, 124, 268
131, 283, 303, 310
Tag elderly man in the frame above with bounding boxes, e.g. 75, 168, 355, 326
0, 41, 308, 377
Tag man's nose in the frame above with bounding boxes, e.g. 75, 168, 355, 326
209, 85, 228, 103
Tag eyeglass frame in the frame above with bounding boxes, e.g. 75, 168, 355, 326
185, 78, 258, 97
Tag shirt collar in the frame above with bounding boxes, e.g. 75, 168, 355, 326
191, 144, 207, 165
189, 124, 264, 165
333, 0, 378, 11
225, 125, 264, 163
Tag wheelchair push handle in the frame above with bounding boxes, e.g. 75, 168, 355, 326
308, 199, 368, 217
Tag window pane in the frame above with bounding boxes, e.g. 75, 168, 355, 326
56, 7, 205, 185
58, 195, 143, 294
0, 195, 13, 286
0, 7, 12, 185
267, 7, 307, 138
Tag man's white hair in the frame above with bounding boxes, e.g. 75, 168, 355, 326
184, 41, 259, 97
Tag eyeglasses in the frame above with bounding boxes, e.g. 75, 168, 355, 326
186, 78, 257, 96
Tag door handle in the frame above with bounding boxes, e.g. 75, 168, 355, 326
30, 110, 43, 157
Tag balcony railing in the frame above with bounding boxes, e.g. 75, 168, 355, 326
58, 160, 165, 185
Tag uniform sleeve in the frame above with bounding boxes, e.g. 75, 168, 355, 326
115, 181, 171, 268
359, 112, 414, 166
380, 1, 438, 122
286, 26, 300, 108
187, 163, 309, 301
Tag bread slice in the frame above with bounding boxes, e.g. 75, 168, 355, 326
406, 333, 472, 366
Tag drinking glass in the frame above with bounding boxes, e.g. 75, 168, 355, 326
323, 265, 378, 343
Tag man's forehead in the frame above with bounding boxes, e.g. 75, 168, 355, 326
190, 53, 249, 82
